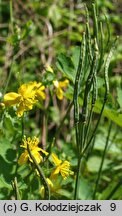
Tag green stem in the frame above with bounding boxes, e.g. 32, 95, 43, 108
21, 115, 24, 140
10, 0, 14, 33
15, 115, 24, 176
93, 122, 112, 199
92, 3, 98, 43
0, 0, 2, 22
3, 59, 14, 96
74, 155, 81, 200
81, 99, 105, 157
97, 21, 104, 72
12, 177, 21, 200
27, 143, 50, 200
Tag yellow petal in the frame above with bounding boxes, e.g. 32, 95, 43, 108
18, 82, 36, 99
31, 151, 42, 164
39, 148, 49, 156
18, 152, 28, 165
56, 87, 63, 100
53, 80, 59, 88
52, 167, 60, 175
59, 79, 69, 88
36, 89, 46, 100
16, 102, 25, 117
4, 92, 21, 106
46, 178, 54, 188
60, 161, 73, 179
51, 153, 62, 166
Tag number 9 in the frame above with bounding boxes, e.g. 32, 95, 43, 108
110, 203, 116, 211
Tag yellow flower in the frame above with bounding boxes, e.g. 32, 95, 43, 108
53, 79, 69, 100
51, 153, 73, 180
18, 136, 48, 165
3, 81, 45, 117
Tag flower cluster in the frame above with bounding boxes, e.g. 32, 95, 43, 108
3, 78, 69, 116
3, 81, 45, 117
18, 136, 73, 198
18, 136, 48, 165
18, 136, 73, 179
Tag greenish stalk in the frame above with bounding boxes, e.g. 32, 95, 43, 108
73, 33, 86, 200
82, 50, 98, 149
10, 0, 14, 33
104, 38, 118, 97
44, 137, 55, 163
12, 177, 21, 200
93, 122, 112, 199
21, 115, 24, 140
79, 38, 98, 152
80, 38, 98, 124
27, 143, 50, 200
0, 0, 2, 22
83, 106, 93, 149
92, 3, 98, 43
82, 38, 117, 157
3, 59, 14, 96
98, 21, 104, 72
85, 6, 93, 64
74, 155, 81, 200
82, 99, 105, 158
73, 32, 86, 151
15, 116, 24, 176
86, 136, 96, 161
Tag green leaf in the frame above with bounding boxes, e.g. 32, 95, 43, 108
0, 137, 12, 162
0, 176, 12, 190
94, 100, 122, 128
87, 156, 111, 173
78, 177, 93, 199
71, 46, 80, 70
94, 135, 121, 156
56, 189, 71, 199
56, 54, 76, 83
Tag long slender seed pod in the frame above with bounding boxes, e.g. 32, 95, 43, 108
85, 6, 93, 64
81, 38, 117, 157
27, 144, 50, 200
80, 38, 98, 125
104, 38, 118, 99
98, 21, 104, 72
83, 74, 98, 149
74, 33, 86, 200
73, 32, 86, 151
92, 3, 98, 43
79, 38, 98, 151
